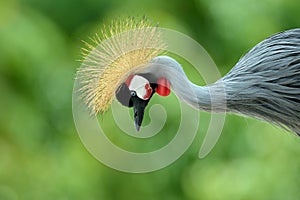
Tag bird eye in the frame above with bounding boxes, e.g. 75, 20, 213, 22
130, 91, 136, 97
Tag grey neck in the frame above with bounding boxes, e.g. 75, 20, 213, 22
142, 56, 227, 112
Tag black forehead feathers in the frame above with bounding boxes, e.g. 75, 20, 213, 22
115, 83, 133, 107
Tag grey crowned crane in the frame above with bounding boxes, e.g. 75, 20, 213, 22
77, 18, 300, 136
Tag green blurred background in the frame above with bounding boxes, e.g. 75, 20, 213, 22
1, 0, 300, 199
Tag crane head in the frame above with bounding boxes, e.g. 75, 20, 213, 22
116, 74, 170, 131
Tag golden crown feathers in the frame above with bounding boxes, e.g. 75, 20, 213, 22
76, 17, 166, 114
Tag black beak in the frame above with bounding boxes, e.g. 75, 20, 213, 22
133, 100, 148, 132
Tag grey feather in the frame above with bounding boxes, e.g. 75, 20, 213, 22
224, 28, 300, 135
146, 29, 300, 136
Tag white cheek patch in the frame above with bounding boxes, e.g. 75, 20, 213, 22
127, 75, 152, 100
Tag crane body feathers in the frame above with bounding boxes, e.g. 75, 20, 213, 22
224, 29, 300, 135
146, 29, 300, 135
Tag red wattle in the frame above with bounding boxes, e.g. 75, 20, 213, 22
156, 77, 170, 96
